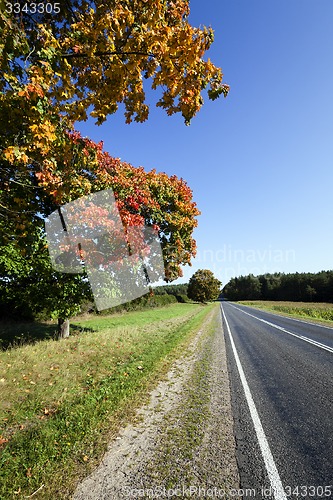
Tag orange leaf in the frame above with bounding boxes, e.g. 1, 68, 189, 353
0, 436, 9, 446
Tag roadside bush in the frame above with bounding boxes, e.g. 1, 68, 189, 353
175, 294, 190, 303
97, 292, 177, 315
146, 294, 178, 307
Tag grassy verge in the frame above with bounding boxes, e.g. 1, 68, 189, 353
237, 300, 333, 325
142, 306, 219, 488
0, 294, 178, 350
0, 303, 215, 499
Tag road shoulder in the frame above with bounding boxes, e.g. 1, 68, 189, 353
73, 305, 240, 499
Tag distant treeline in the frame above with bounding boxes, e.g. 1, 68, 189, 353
153, 283, 189, 302
96, 283, 190, 315
223, 271, 333, 302
101, 283, 190, 313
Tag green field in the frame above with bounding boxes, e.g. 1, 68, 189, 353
0, 303, 217, 499
238, 300, 333, 324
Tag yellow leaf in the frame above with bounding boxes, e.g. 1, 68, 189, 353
21, 153, 29, 164
3, 147, 15, 161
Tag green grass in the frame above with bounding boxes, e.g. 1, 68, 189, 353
0, 303, 215, 499
143, 307, 218, 488
0, 295, 179, 350
0, 321, 59, 350
237, 300, 333, 325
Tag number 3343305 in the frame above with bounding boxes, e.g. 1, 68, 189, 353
5, 3, 61, 14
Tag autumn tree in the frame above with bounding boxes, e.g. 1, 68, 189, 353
187, 269, 221, 303
0, 0, 228, 219
1, 0, 228, 232
1, 0, 229, 129
33, 130, 200, 281
0, 1, 228, 334
0, 0, 228, 243
0, 0, 229, 188
0, 131, 200, 335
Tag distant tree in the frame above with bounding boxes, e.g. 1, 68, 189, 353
187, 269, 221, 303
222, 277, 239, 301
244, 274, 262, 299
259, 273, 282, 300
305, 285, 317, 301
313, 271, 333, 302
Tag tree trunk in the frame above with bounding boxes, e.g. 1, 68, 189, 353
58, 318, 70, 339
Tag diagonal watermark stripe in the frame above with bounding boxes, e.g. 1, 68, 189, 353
45, 189, 165, 310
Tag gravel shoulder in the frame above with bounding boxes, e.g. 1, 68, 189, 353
73, 305, 240, 499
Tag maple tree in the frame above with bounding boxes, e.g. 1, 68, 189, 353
1, 131, 200, 335
1, 0, 229, 129
34, 130, 200, 281
0, 0, 227, 236
0, 0, 228, 334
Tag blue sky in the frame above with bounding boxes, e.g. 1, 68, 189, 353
76, 0, 333, 287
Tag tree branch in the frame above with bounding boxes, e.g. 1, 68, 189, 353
60, 50, 155, 59
0, 202, 35, 214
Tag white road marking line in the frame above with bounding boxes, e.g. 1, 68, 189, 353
221, 304, 287, 500
229, 303, 333, 354
237, 304, 333, 330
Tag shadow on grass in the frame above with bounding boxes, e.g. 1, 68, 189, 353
0, 321, 96, 350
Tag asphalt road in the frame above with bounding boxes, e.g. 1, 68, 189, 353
221, 301, 333, 500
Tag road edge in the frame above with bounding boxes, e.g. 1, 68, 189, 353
73, 304, 240, 499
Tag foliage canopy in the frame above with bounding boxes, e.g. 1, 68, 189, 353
0, 0, 228, 325
1, 0, 229, 131
187, 269, 221, 303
